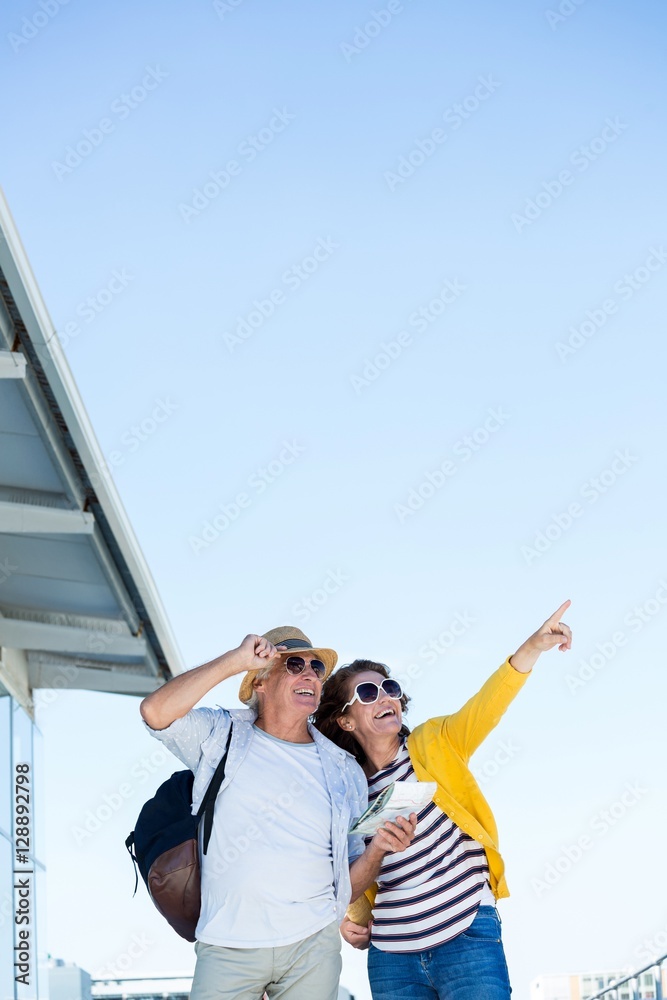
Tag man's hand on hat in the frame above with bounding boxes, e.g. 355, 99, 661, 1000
234, 634, 281, 673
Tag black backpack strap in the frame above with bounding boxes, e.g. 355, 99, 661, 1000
197, 724, 233, 856
125, 832, 139, 896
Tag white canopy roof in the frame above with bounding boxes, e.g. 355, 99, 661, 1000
0, 188, 184, 708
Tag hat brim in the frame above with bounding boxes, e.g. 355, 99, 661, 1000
238, 647, 337, 704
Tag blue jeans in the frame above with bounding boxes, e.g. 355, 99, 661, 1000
367, 906, 511, 1000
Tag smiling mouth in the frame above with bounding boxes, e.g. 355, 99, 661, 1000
294, 688, 315, 697
375, 707, 395, 719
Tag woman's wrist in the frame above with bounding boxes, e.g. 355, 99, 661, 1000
508, 642, 539, 674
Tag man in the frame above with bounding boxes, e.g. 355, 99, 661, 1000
140, 626, 416, 1000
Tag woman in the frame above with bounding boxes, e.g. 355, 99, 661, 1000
313, 601, 573, 1000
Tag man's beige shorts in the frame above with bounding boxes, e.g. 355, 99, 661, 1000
190, 920, 342, 1000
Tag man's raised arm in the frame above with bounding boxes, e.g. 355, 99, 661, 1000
140, 634, 277, 730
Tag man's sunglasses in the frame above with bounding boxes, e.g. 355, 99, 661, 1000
284, 655, 326, 679
342, 678, 403, 711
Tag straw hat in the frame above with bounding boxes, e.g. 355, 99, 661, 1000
238, 626, 338, 704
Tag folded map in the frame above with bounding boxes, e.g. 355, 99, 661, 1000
350, 780, 437, 836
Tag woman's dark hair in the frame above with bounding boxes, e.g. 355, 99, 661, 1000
313, 659, 411, 768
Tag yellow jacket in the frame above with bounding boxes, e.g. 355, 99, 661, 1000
347, 656, 529, 925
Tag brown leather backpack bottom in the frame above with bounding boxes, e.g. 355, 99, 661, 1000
148, 838, 201, 942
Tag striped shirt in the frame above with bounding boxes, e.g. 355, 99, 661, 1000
366, 739, 492, 952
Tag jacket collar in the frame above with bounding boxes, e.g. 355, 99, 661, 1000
226, 707, 351, 761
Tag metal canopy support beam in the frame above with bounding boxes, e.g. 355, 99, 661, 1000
89, 524, 142, 636
28, 660, 163, 696
11, 355, 94, 510
0, 617, 146, 657
0, 647, 32, 716
0, 349, 26, 379
0, 499, 95, 534
8, 363, 141, 631
27, 650, 149, 673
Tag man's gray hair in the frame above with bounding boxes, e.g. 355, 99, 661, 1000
246, 663, 274, 713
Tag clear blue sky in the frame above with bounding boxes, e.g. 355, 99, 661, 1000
2, 0, 667, 996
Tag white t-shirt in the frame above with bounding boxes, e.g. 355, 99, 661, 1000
197, 725, 337, 947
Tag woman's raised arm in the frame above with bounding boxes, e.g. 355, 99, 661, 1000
441, 600, 573, 760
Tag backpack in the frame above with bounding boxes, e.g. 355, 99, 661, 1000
125, 726, 232, 941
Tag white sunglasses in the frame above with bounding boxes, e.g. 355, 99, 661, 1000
342, 678, 403, 711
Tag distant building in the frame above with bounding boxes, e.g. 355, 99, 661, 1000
89, 980, 356, 1000
46, 967, 356, 1000
92, 974, 191, 1000
49, 960, 92, 1000
531, 966, 666, 1000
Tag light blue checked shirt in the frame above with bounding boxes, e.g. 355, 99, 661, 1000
144, 706, 368, 922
